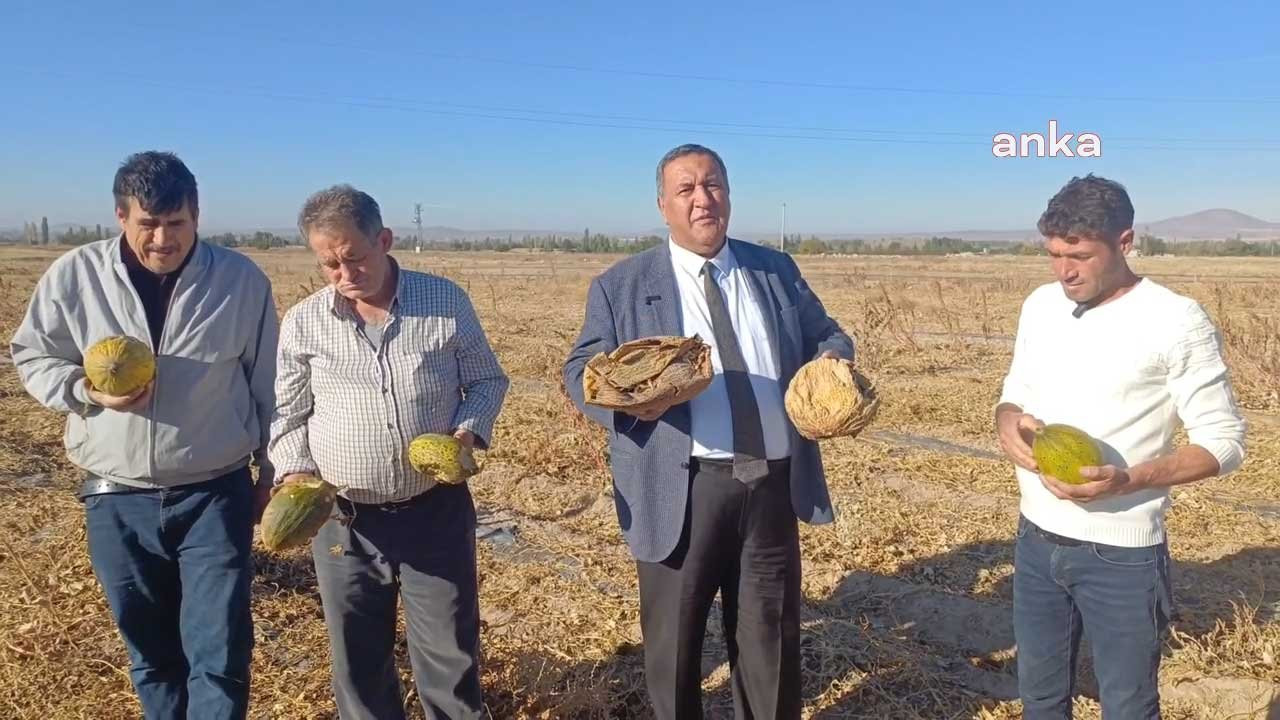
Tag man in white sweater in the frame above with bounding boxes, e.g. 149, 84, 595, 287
995, 174, 1246, 718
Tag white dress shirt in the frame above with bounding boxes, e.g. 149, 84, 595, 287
668, 238, 791, 460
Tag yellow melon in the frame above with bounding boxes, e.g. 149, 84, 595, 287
1032, 424, 1105, 485
83, 335, 155, 397
408, 433, 478, 485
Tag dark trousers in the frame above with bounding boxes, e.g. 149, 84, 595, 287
1013, 515, 1173, 719
636, 457, 801, 720
312, 482, 483, 720
83, 467, 255, 720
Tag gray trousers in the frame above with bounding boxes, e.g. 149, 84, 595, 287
312, 483, 483, 720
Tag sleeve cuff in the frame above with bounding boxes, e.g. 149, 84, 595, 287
273, 461, 320, 484
1197, 439, 1245, 476
454, 417, 495, 450
72, 378, 94, 411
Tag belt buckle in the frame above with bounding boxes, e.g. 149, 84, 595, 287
79, 476, 129, 499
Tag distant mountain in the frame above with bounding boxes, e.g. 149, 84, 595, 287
4, 209, 1276, 245
1136, 209, 1280, 241
734, 228, 1040, 247
738, 208, 1280, 246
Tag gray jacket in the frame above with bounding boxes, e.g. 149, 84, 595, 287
563, 239, 854, 563
10, 235, 278, 489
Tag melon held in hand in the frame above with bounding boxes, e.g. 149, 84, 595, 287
260, 475, 339, 551
83, 335, 155, 396
408, 433, 479, 485
1032, 424, 1105, 486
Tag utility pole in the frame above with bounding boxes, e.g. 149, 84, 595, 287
780, 202, 787, 252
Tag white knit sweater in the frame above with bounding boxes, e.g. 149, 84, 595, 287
999, 278, 1247, 547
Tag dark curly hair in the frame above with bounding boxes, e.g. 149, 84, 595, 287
1037, 173, 1133, 243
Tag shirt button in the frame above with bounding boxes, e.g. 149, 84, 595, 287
382, 387, 388, 394
386, 423, 393, 429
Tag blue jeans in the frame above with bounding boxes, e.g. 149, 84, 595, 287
84, 467, 255, 720
1013, 515, 1173, 719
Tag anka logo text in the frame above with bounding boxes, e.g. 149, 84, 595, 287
992, 120, 1101, 158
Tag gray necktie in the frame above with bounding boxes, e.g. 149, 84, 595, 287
701, 261, 770, 485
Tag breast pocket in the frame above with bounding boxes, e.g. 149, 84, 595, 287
392, 317, 458, 394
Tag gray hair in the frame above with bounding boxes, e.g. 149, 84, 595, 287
655, 144, 729, 199
298, 184, 385, 242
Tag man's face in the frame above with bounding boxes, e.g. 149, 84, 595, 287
1044, 230, 1132, 304
658, 152, 730, 257
307, 219, 394, 302
115, 197, 198, 274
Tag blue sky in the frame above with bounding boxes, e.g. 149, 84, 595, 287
2, 1, 1278, 235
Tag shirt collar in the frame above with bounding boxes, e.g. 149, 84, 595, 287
667, 236, 736, 280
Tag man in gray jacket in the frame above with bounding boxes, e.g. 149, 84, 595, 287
10, 151, 277, 720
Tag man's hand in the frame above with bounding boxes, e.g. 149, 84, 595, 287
86, 379, 152, 413
996, 404, 1043, 472
820, 350, 844, 361
453, 429, 476, 449
1040, 465, 1143, 503
270, 472, 313, 498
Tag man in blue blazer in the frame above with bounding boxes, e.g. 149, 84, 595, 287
563, 144, 854, 719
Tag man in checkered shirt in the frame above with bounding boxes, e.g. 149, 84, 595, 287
268, 184, 509, 720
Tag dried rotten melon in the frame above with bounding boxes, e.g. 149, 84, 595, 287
784, 357, 879, 440
583, 335, 713, 416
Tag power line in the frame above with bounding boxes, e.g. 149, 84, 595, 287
354, 46, 1280, 106
73, 18, 1280, 106
13, 66, 1280, 152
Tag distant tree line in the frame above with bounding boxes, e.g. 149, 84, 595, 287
23, 221, 108, 246
203, 231, 301, 251
1137, 232, 1280, 257
19, 217, 54, 245
773, 234, 1041, 256
4, 223, 1278, 258
400, 229, 666, 255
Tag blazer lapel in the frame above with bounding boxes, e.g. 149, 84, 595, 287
641, 242, 682, 337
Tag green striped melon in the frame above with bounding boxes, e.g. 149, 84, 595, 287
260, 475, 339, 551
1032, 424, 1104, 486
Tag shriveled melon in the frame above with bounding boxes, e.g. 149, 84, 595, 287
409, 433, 478, 485
83, 335, 155, 397
784, 357, 879, 440
583, 335, 713, 416
1032, 424, 1105, 485
260, 475, 339, 551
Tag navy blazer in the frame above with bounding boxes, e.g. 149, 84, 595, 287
563, 239, 854, 563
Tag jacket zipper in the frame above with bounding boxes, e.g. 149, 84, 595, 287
149, 267, 185, 481
113, 256, 159, 480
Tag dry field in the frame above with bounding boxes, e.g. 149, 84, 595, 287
1, 245, 1278, 719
